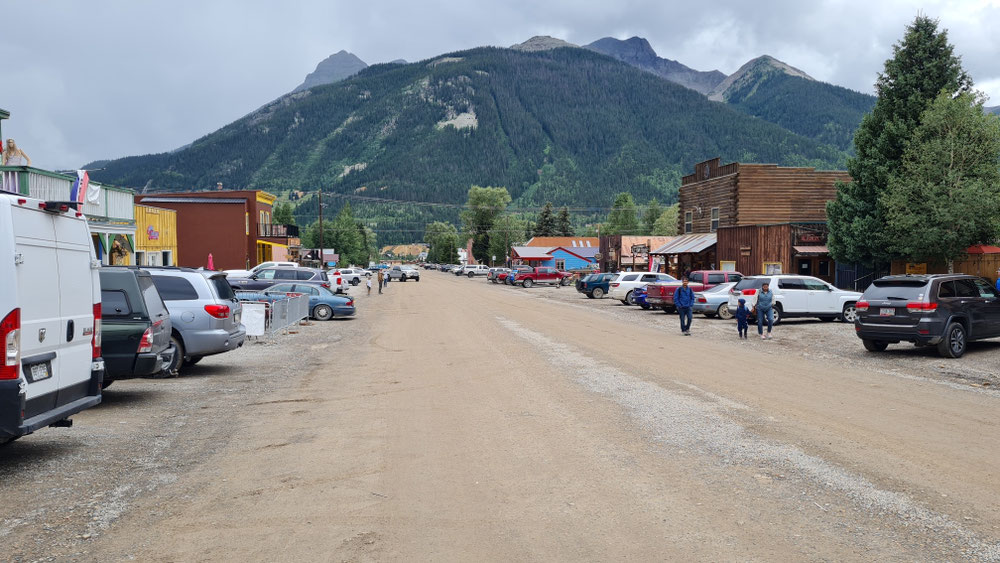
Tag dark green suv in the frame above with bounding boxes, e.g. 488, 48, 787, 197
99, 268, 175, 386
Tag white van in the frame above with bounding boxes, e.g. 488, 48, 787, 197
0, 194, 104, 446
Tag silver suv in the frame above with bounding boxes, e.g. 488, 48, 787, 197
388, 265, 420, 282
144, 267, 246, 374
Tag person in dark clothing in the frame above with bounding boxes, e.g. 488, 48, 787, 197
674, 277, 696, 336
735, 298, 750, 339
756, 282, 775, 339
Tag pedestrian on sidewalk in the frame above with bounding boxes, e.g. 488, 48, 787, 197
377, 270, 384, 294
366, 277, 372, 295
674, 277, 695, 336
735, 298, 750, 339
756, 282, 775, 340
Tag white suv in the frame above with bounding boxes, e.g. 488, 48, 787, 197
728, 275, 862, 324
334, 268, 368, 286
608, 272, 676, 305
459, 265, 490, 278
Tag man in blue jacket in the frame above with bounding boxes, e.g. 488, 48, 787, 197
674, 277, 696, 336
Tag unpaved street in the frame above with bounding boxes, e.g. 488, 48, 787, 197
4, 272, 1000, 561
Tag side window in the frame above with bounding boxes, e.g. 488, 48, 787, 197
938, 281, 956, 298
778, 279, 806, 290
656, 274, 672, 281
297, 285, 320, 295
101, 290, 132, 316
257, 269, 276, 280
973, 278, 999, 298
728, 274, 743, 283
295, 270, 315, 280
211, 277, 236, 300
641, 274, 657, 282
275, 269, 297, 280
623, 274, 639, 282
137, 275, 168, 318
707, 273, 725, 284
955, 279, 979, 298
267, 283, 294, 293
150, 275, 200, 301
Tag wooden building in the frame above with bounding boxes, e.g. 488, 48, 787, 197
716, 223, 834, 282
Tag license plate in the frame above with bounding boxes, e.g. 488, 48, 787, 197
879, 307, 895, 317
29, 362, 51, 382
234, 312, 241, 325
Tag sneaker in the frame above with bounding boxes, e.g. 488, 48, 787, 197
766, 333, 773, 339
760, 334, 766, 340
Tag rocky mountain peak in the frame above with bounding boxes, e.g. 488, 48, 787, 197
511, 36, 578, 52
293, 50, 369, 92
584, 36, 725, 96
707, 55, 813, 101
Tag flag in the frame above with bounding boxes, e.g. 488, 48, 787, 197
70, 170, 89, 203
86, 175, 101, 204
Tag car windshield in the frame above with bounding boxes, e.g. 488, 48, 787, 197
864, 280, 928, 301
733, 278, 765, 291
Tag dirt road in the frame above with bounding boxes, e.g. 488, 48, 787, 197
8, 272, 1000, 561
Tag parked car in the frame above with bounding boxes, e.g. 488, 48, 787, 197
576, 272, 616, 299
240, 283, 356, 320
692, 282, 738, 319
503, 266, 534, 285
855, 274, 1000, 358
1, 194, 104, 446
646, 270, 743, 312
224, 261, 298, 279
608, 272, 676, 305
333, 268, 368, 286
458, 264, 490, 277
728, 275, 862, 325
229, 267, 334, 292
513, 267, 568, 288
144, 267, 246, 373
632, 286, 652, 310
99, 268, 175, 385
388, 265, 420, 281
487, 267, 510, 282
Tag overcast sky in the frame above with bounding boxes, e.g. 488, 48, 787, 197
4, 0, 999, 171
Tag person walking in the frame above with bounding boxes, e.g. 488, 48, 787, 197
377, 270, 384, 294
756, 282, 775, 340
735, 298, 750, 339
674, 277, 696, 336
366, 277, 372, 296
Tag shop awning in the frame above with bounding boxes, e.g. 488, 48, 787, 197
965, 244, 1000, 254
256, 240, 289, 249
651, 233, 716, 255
793, 245, 829, 256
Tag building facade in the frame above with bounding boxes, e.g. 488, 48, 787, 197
134, 204, 178, 266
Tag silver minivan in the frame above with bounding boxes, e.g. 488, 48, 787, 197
145, 267, 246, 373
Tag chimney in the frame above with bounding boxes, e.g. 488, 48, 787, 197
216, 182, 223, 191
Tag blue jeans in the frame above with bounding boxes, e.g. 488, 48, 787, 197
757, 307, 773, 334
678, 307, 693, 332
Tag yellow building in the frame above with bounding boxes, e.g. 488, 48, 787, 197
134, 204, 178, 266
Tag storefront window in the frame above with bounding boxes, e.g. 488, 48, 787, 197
684, 211, 693, 234
763, 262, 782, 275
710, 207, 719, 232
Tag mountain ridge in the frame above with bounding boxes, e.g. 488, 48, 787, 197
293, 50, 369, 92
584, 36, 726, 95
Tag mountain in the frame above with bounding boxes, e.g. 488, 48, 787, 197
293, 50, 368, 92
705, 55, 875, 151
585, 37, 725, 95
988, 106, 1000, 115
511, 36, 578, 52
88, 47, 847, 244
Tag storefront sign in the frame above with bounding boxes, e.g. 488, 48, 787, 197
905, 262, 928, 274
795, 232, 825, 245
146, 225, 160, 240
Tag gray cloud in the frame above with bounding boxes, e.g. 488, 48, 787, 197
3, 0, 998, 172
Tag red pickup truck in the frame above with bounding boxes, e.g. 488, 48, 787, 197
514, 267, 569, 288
645, 270, 743, 312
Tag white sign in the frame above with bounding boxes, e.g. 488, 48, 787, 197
242, 303, 267, 336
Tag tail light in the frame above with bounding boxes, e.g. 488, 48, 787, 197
855, 301, 869, 312
92, 303, 102, 359
697, 297, 707, 303
1, 309, 21, 380
906, 302, 938, 312
611, 283, 620, 287
322, 283, 331, 289
742, 289, 758, 295
347, 299, 355, 307
137, 327, 154, 353
204, 304, 231, 319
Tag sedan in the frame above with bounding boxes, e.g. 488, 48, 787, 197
240, 283, 355, 320
692, 282, 737, 319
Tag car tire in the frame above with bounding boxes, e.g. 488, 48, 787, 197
771, 304, 783, 326
717, 303, 733, 320
626, 291, 636, 305
620, 300, 629, 305
313, 304, 333, 321
640, 303, 651, 310
937, 322, 967, 358
468, 272, 475, 278
863, 339, 889, 352
523, 278, 534, 288
183, 355, 203, 367
400, 275, 407, 282
592, 287, 604, 299
350, 278, 360, 286
840, 303, 858, 323
160, 334, 184, 377
415, 277, 419, 282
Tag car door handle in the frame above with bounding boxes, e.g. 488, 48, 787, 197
66, 319, 75, 342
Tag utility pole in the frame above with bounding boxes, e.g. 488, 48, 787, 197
317, 189, 324, 260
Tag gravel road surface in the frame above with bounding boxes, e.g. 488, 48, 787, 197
3, 272, 999, 561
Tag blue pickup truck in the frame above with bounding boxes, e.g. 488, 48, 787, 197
576, 272, 616, 299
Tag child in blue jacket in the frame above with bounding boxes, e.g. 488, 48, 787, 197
734, 298, 750, 339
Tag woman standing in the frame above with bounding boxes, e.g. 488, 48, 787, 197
756, 282, 775, 340
2, 139, 31, 166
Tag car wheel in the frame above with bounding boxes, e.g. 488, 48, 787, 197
717, 302, 733, 320
313, 304, 333, 321
159, 334, 184, 377
640, 303, 651, 310
626, 291, 636, 305
415, 277, 419, 282
350, 278, 359, 286
400, 275, 407, 282
863, 339, 889, 352
183, 355, 203, 367
523, 278, 534, 288
840, 303, 858, 323
592, 287, 604, 299
771, 304, 783, 325
937, 322, 967, 358
468, 272, 475, 278
586, 292, 595, 299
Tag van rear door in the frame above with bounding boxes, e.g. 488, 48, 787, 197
53, 212, 97, 392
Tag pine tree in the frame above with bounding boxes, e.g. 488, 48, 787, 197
603, 192, 640, 235
642, 198, 663, 235
534, 202, 557, 237
556, 206, 573, 236
651, 204, 679, 236
461, 185, 511, 263
827, 16, 973, 265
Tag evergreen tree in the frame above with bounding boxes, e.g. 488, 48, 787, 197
488, 214, 527, 266
882, 92, 1000, 266
272, 202, 296, 225
827, 16, 973, 265
534, 202, 557, 236
556, 206, 573, 236
651, 204, 679, 236
424, 221, 459, 263
461, 185, 511, 264
603, 192, 640, 235
642, 198, 663, 235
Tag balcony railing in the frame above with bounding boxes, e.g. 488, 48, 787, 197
0, 165, 134, 222
258, 223, 299, 238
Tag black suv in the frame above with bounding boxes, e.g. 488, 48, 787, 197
855, 274, 1000, 358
